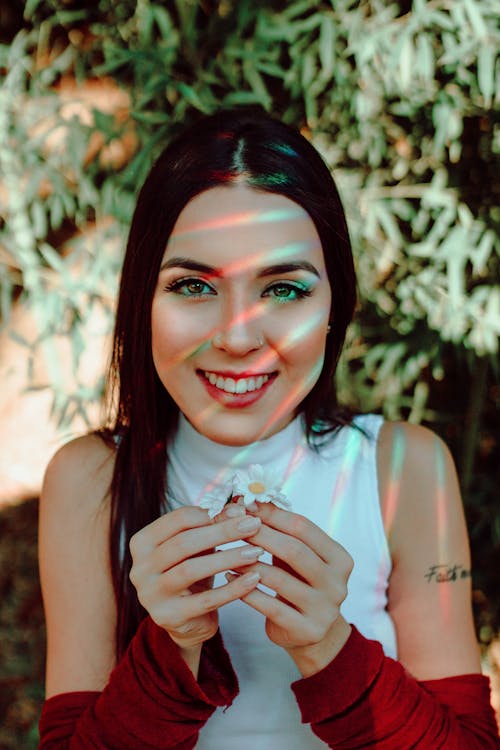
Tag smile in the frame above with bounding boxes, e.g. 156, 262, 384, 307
202, 371, 274, 394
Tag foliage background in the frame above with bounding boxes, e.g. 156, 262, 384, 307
0, 0, 498, 746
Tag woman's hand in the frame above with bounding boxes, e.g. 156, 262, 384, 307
129, 505, 263, 653
228, 502, 354, 677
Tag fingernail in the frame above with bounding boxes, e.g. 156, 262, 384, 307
240, 545, 264, 559
225, 504, 246, 518
237, 516, 261, 532
241, 571, 260, 585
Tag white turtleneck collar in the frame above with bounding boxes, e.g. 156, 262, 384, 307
165, 412, 307, 510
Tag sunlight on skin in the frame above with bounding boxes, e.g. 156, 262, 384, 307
221, 240, 317, 279
435, 439, 452, 624
169, 207, 306, 238
191, 352, 325, 455
258, 355, 325, 437
165, 306, 328, 371
383, 426, 406, 541
158, 193, 330, 493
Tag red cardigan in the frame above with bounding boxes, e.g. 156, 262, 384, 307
38, 616, 500, 749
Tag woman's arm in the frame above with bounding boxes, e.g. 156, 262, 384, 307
233, 422, 499, 747
290, 624, 499, 749
38, 436, 241, 749
378, 421, 480, 680
38, 616, 238, 750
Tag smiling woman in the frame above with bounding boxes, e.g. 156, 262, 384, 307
37, 106, 499, 749
151, 184, 331, 445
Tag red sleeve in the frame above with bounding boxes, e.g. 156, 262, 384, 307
38, 616, 239, 749
291, 625, 500, 749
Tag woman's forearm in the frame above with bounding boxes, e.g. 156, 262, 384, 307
38, 617, 238, 750
292, 625, 500, 749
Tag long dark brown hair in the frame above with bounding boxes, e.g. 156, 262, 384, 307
102, 106, 357, 659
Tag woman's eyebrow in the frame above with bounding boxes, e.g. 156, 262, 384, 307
159, 257, 221, 276
160, 257, 320, 278
257, 261, 320, 278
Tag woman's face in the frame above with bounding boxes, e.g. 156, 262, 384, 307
151, 183, 331, 446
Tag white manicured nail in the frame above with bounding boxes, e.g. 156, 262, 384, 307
225, 504, 246, 518
240, 545, 264, 559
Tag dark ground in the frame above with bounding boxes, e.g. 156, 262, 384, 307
0, 499, 45, 750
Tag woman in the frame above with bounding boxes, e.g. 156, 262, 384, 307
38, 107, 499, 748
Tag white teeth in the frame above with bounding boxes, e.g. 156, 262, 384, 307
235, 379, 247, 394
204, 371, 271, 394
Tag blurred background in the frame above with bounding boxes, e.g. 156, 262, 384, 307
0, 0, 498, 746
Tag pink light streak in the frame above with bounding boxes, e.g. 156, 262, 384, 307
172, 207, 305, 236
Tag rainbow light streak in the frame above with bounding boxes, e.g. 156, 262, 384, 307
255, 172, 290, 187
193, 354, 323, 454
326, 428, 363, 537
269, 143, 298, 157
383, 426, 406, 541
188, 315, 326, 439
259, 356, 324, 438
164, 302, 269, 368
172, 207, 305, 237
276, 310, 326, 352
219, 240, 318, 279
435, 439, 452, 625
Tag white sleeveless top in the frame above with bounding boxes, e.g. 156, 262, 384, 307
165, 413, 397, 749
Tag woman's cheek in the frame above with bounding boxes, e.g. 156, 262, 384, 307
152, 305, 215, 366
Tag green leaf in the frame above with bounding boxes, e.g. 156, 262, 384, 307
399, 34, 414, 92
243, 60, 272, 108
49, 194, 65, 231
31, 201, 47, 239
176, 82, 210, 113
462, 0, 488, 39
416, 33, 435, 82
477, 44, 495, 107
23, 0, 44, 20
282, 0, 317, 21
39, 243, 65, 274
319, 15, 336, 79
471, 229, 495, 275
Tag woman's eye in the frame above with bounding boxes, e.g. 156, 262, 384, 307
164, 278, 215, 297
263, 282, 312, 303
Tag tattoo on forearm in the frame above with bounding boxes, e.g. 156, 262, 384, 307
424, 564, 472, 583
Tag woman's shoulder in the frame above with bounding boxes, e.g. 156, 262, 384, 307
376, 420, 462, 554
42, 431, 116, 518
377, 419, 452, 473
40, 432, 119, 696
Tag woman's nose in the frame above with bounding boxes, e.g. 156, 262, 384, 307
212, 306, 264, 355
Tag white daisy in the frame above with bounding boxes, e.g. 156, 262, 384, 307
199, 479, 235, 519
232, 464, 291, 510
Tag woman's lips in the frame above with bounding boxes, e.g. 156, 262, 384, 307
197, 370, 277, 408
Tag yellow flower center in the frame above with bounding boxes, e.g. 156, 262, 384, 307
248, 481, 266, 494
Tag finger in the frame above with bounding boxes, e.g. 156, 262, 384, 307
249, 503, 335, 562
152, 514, 262, 571
215, 503, 246, 521
163, 544, 266, 592
225, 572, 309, 639
130, 505, 213, 555
229, 559, 317, 614
249, 523, 326, 587
170, 571, 262, 624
